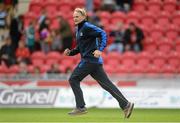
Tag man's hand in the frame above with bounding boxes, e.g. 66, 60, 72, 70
64, 48, 71, 56
93, 50, 102, 58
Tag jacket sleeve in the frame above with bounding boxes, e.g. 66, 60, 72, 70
69, 46, 80, 56
86, 23, 107, 52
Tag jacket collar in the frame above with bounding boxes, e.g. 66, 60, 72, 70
77, 20, 86, 31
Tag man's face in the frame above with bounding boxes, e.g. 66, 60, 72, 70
73, 11, 85, 25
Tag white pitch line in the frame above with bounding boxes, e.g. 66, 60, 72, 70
0, 121, 180, 123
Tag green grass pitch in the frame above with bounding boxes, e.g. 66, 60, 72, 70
0, 108, 180, 123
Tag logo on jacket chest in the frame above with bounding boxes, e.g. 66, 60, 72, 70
80, 32, 83, 37
76, 31, 84, 40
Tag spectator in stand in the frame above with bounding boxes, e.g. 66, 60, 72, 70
16, 41, 30, 64
39, 17, 51, 53
12, 0, 18, 12
115, 0, 134, 12
65, 67, 72, 74
57, 16, 73, 51
3, 0, 12, 10
86, 0, 93, 12
107, 22, 125, 53
3, 0, 18, 13
88, 9, 103, 28
25, 20, 36, 53
47, 63, 61, 74
39, 16, 49, 34
47, 63, 61, 79
3, 0, 15, 25
18, 61, 28, 76
0, 37, 16, 67
40, 27, 51, 53
33, 66, 41, 75
0, 26, 9, 45
124, 22, 144, 52
9, 14, 24, 51
51, 29, 62, 52
38, 9, 47, 25
34, 39, 41, 52
101, 0, 116, 12
0, 4, 7, 29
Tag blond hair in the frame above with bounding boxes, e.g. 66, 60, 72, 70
74, 8, 87, 17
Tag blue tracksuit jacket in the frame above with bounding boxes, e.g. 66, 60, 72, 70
69, 21, 107, 64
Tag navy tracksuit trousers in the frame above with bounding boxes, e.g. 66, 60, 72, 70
69, 62, 129, 110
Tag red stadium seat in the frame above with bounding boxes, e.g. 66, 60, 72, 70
73, 0, 85, 8
152, 52, 167, 67
46, 59, 59, 66
133, 0, 147, 12
59, 65, 67, 73
157, 39, 174, 53
32, 59, 44, 67
137, 51, 152, 67
141, 12, 155, 27
106, 52, 121, 60
93, 0, 101, 9
60, 55, 76, 63
146, 65, 161, 74
40, 65, 51, 73
29, 0, 43, 15
50, 23, 60, 30
131, 65, 146, 74
99, 11, 111, 20
172, 11, 180, 26
50, 18, 59, 30
47, 12, 56, 21
116, 65, 130, 74
165, 25, 178, 41
45, 0, 59, 3
104, 64, 116, 74
111, 12, 126, 24
60, 59, 75, 70
106, 59, 120, 67
59, 0, 72, 6
138, 25, 150, 37
126, 12, 140, 25
150, 25, 164, 41
44, 0, 58, 15
144, 39, 157, 53
156, 12, 170, 28
177, 66, 180, 74
100, 19, 110, 27
121, 52, 136, 67
46, 51, 61, 61
58, 1, 72, 13
59, 6, 72, 14
28, 65, 34, 73
161, 65, 177, 77
24, 12, 37, 27
163, 0, 177, 13
148, 0, 162, 13
8, 65, 20, 74
0, 65, 8, 74
31, 51, 46, 60
175, 40, 180, 53
167, 51, 180, 68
